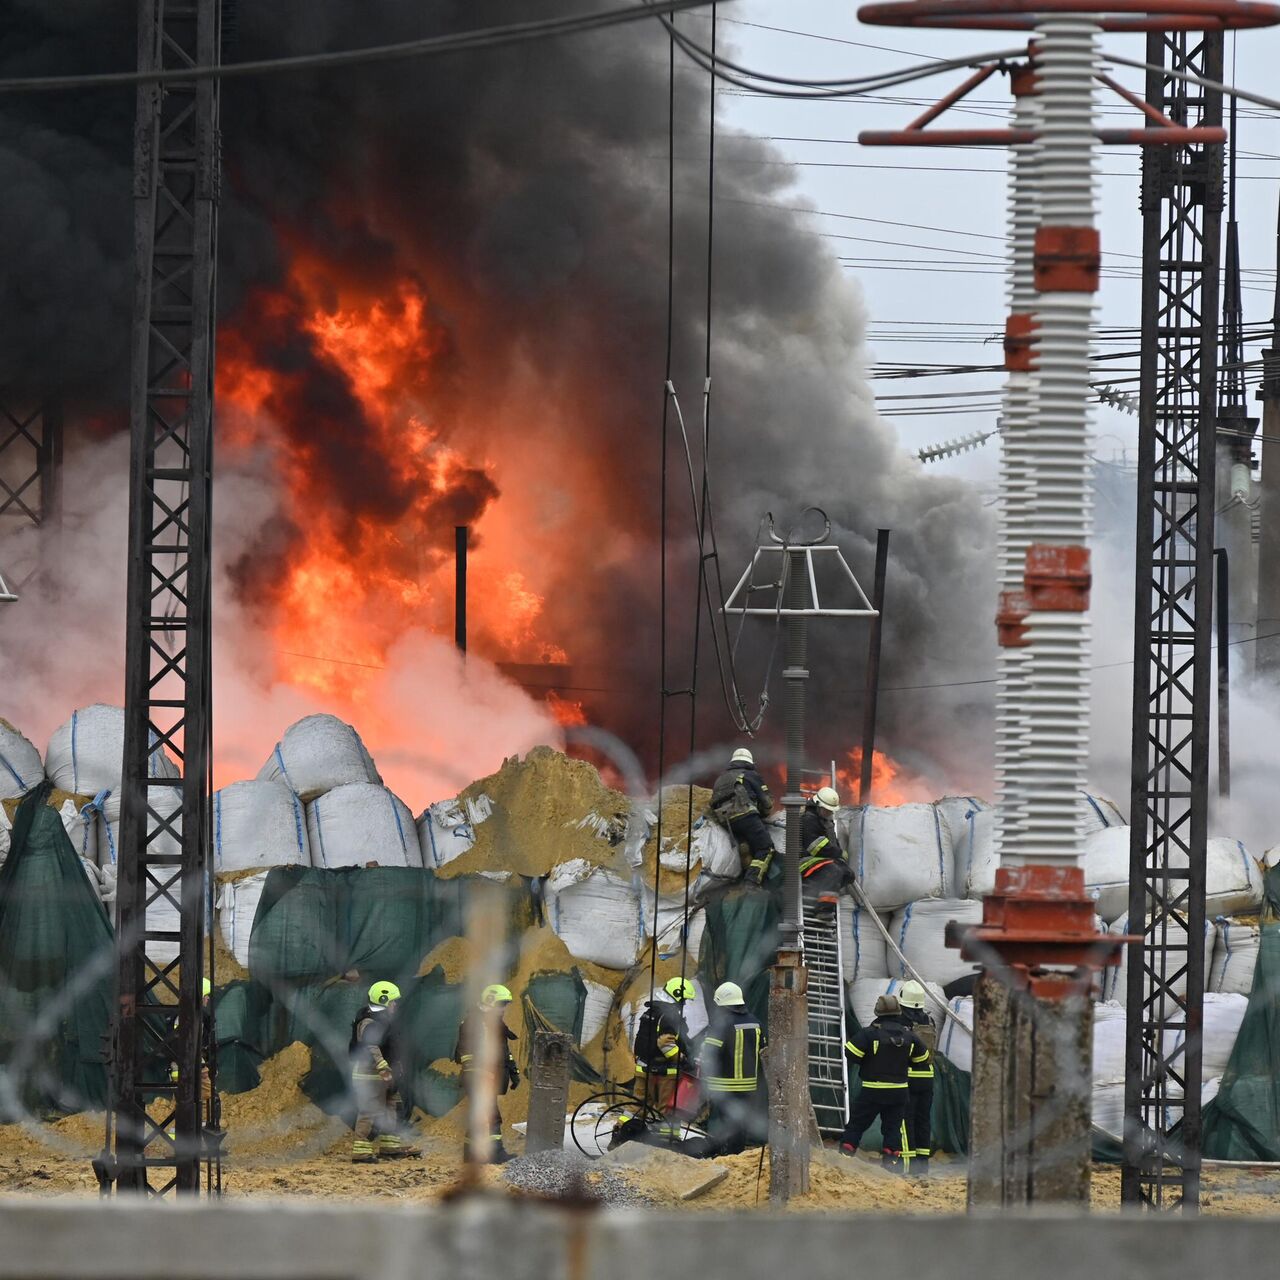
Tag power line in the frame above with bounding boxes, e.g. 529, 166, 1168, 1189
0, 0, 730, 94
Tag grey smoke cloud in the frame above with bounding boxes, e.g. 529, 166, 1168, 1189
0, 1, 998, 791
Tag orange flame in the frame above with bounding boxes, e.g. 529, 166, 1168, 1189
217, 249, 564, 711
835, 747, 931, 807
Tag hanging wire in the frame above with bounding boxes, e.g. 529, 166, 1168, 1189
640, 3, 679, 1106
678, 0, 718, 1003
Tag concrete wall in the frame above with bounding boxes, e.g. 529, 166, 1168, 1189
0, 1198, 1276, 1280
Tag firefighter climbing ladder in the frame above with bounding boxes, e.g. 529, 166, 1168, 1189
801, 903, 849, 1137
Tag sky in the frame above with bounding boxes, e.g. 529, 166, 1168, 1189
702, 3, 1280, 490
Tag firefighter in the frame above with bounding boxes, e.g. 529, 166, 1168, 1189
838, 993, 931, 1173
455, 983, 520, 1164
799, 786, 853, 909
632, 976, 697, 1115
898, 980, 937, 1176
349, 980, 419, 1163
710, 747, 776, 886
699, 981, 766, 1156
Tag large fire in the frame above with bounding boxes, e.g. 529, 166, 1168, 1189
834, 747, 931, 807
217, 250, 566, 705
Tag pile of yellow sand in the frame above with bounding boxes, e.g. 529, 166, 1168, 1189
1, 787, 94, 826
438, 748, 631, 880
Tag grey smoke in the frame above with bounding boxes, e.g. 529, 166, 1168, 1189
0, 1, 998, 792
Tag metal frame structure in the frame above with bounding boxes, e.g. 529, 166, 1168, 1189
1123, 30, 1224, 1212
0, 398, 63, 597
108, 0, 221, 1197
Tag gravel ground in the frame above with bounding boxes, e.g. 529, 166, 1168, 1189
501, 1149, 653, 1207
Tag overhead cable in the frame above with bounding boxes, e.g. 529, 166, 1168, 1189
0, 0, 731, 94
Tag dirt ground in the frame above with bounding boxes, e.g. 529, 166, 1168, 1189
1, 1101, 1277, 1214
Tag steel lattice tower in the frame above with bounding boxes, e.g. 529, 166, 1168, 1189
0, 398, 63, 597
108, 0, 221, 1196
1123, 30, 1224, 1212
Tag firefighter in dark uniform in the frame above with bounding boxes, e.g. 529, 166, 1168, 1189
349, 980, 419, 1162
632, 976, 697, 1115
799, 786, 854, 908
838, 993, 931, 1173
898, 980, 937, 1176
710, 747, 776, 886
699, 981, 767, 1156
455, 983, 520, 1164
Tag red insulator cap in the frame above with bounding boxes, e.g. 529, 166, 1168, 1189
1024, 544, 1091, 611
1034, 225, 1101, 293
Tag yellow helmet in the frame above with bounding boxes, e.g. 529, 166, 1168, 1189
664, 976, 696, 1002
368, 980, 401, 1007
481, 983, 513, 1009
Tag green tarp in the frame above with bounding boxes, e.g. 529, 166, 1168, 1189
1203, 862, 1280, 1160
247, 865, 471, 987
0, 784, 112, 1118
697, 886, 781, 1034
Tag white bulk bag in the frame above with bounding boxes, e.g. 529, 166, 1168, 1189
1083, 826, 1131, 924
1210, 917, 1261, 995
844, 898, 890, 985
0, 804, 10, 862
257, 714, 381, 801
850, 803, 952, 909
45, 704, 178, 795
1092, 1082, 1126, 1139
417, 794, 493, 870
888, 898, 984, 989
1203, 839, 1264, 917
650, 901, 706, 962
690, 816, 742, 880
113, 880, 183, 967
1104, 913, 1213, 1008
937, 996, 975, 1072
580, 980, 615, 1046
217, 871, 270, 971
545, 861, 643, 970
1163, 992, 1247, 1086
959, 806, 999, 899
213, 781, 310, 874
0, 720, 43, 801
91, 786, 183, 868
936, 796, 990, 900
1091, 1001, 1128, 1083
306, 783, 421, 869
1080, 791, 1125, 834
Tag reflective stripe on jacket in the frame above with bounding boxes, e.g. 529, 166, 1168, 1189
702, 1006, 765, 1093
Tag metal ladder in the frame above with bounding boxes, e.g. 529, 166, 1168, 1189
802, 902, 849, 1137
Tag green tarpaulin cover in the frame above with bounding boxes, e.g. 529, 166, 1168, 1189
0, 784, 112, 1118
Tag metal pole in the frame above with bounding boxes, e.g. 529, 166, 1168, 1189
859, 529, 890, 805
455, 525, 468, 657
768, 545, 811, 1203
1215, 548, 1230, 798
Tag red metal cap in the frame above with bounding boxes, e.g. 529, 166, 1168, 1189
944, 863, 1137, 998
858, 0, 1280, 34
996, 589, 1031, 647
1004, 312, 1038, 371
1035, 226, 1101, 293
1025, 544, 1091, 611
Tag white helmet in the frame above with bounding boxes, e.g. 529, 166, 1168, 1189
714, 981, 746, 1007
815, 786, 840, 813
898, 980, 927, 1010
730, 747, 754, 766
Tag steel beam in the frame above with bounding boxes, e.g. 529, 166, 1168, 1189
1123, 30, 1222, 1213
110, 0, 221, 1197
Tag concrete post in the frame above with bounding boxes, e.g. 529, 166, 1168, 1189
968, 974, 1092, 1207
526, 1032, 572, 1155
767, 950, 810, 1202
